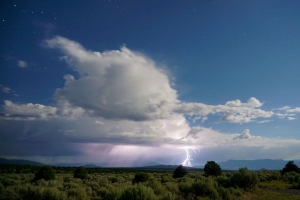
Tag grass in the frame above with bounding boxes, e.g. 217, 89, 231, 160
242, 188, 300, 200
0, 165, 300, 200
258, 180, 293, 189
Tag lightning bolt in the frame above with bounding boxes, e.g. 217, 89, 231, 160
181, 148, 193, 167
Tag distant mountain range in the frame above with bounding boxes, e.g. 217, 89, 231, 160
1, 157, 300, 170
53, 160, 162, 167
217, 159, 300, 170
0, 158, 44, 166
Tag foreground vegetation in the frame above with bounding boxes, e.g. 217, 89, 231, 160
0, 161, 299, 200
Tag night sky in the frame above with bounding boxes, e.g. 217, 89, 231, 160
1, 0, 300, 166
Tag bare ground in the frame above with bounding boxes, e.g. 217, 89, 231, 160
268, 189, 300, 196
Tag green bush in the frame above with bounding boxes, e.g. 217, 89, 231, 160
173, 165, 188, 178
96, 187, 109, 199
21, 186, 68, 200
104, 185, 158, 200
230, 168, 259, 191
161, 173, 172, 183
204, 161, 222, 177
159, 192, 175, 200
216, 175, 231, 188
132, 172, 150, 184
33, 166, 55, 181
218, 187, 233, 200
119, 185, 158, 200
164, 181, 179, 194
192, 178, 219, 199
258, 171, 281, 182
67, 187, 89, 200
74, 167, 88, 179
178, 177, 193, 197
281, 161, 300, 175
282, 171, 299, 184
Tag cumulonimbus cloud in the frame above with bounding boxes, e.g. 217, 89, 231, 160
45, 36, 179, 121
43, 36, 276, 123
1, 36, 300, 164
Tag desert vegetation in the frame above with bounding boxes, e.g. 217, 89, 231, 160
0, 161, 299, 200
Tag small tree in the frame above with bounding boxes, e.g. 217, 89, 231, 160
74, 166, 88, 179
230, 167, 259, 191
132, 172, 150, 184
173, 165, 188, 178
281, 161, 300, 175
33, 166, 55, 181
204, 161, 222, 177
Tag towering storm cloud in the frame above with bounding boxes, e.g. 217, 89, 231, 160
1, 36, 300, 165
46, 36, 179, 121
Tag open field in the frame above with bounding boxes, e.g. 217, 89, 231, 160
0, 164, 299, 200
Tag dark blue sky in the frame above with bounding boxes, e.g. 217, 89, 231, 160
1, 0, 300, 165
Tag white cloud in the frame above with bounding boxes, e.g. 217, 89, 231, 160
0, 85, 13, 93
274, 106, 300, 120
95, 120, 104, 125
233, 129, 252, 140
287, 107, 300, 113
17, 60, 27, 68
276, 113, 295, 119
43, 36, 278, 124
3, 100, 58, 120
276, 106, 291, 111
175, 97, 273, 123
2, 36, 300, 165
0, 85, 18, 96
45, 36, 178, 121
175, 128, 300, 164
257, 120, 272, 123
225, 97, 263, 108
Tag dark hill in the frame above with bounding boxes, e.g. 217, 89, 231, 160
218, 159, 300, 170
0, 158, 45, 166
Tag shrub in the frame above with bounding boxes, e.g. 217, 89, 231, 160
132, 172, 150, 184
147, 180, 169, 196
281, 161, 300, 175
230, 168, 259, 191
218, 187, 233, 200
283, 171, 299, 184
21, 186, 68, 200
192, 178, 219, 199
67, 187, 89, 200
0, 183, 4, 198
216, 175, 231, 188
258, 171, 281, 182
74, 166, 88, 179
159, 192, 175, 200
165, 181, 179, 194
173, 165, 188, 178
204, 161, 222, 177
120, 185, 158, 200
104, 185, 158, 200
161, 174, 172, 183
33, 166, 55, 181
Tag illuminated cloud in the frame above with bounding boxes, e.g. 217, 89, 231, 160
1, 36, 300, 165
45, 36, 178, 121
3, 100, 57, 120
175, 97, 273, 123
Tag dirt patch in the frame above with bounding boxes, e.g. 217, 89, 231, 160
268, 189, 300, 196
